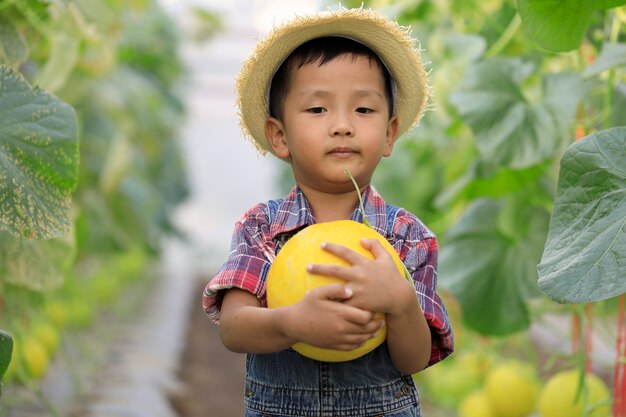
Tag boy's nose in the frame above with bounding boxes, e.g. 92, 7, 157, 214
330, 115, 354, 137
332, 126, 354, 136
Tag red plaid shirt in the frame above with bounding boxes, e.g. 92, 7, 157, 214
203, 185, 454, 366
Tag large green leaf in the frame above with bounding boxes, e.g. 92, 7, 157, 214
377, 139, 444, 225
439, 199, 550, 336
594, 0, 626, 9
0, 65, 78, 239
450, 58, 584, 168
431, 34, 487, 113
0, 330, 11, 382
516, 0, 594, 52
435, 160, 550, 207
0, 18, 28, 67
538, 128, 626, 303
0, 230, 75, 291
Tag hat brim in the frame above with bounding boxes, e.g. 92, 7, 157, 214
236, 7, 429, 155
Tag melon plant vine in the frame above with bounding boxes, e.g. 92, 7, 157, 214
0, 0, 190, 402
352, 0, 626, 335
352, 0, 626, 412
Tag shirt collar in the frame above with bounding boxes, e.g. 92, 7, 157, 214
269, 184, 389, 239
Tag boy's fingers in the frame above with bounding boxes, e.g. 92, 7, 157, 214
307, 262, 350, 279
335, 331, 382, 350
310, 284, 353, 300
308, 285, 381, 325
319, 242, 363, 263
346, 308, 380, 326
360, 238, 390, 259
350, 316, 384, 332
340, 321, 385, 348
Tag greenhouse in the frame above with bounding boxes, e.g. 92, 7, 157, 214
1, 1, 625, 416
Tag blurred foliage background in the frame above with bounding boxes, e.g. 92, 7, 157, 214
1, 0, 625, 416
0, 0, 195, 401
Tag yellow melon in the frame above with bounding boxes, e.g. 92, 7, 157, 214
485, 360, 540, 417
459, 390, 497, 417
538, 370, 610, 417
266, 219, 407, 361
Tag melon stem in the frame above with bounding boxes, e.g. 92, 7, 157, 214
343, 169, 414, 285
343, 169, 371, 228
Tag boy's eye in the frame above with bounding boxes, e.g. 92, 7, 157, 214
356, 107, 374, 114
307, 107, 326, 114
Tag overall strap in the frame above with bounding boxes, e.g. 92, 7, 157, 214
265, 199, 281, 222
385, 203, 401, 229
265, 198, 307, 255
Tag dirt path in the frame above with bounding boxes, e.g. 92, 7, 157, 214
171, 278, 246, 417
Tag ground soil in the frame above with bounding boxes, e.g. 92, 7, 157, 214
170, 278, 246, 417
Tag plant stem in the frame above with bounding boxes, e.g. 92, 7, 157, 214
603, 10, 621, 130
585, 303, 593, 374
614, 294, 626, 417
486, 13, 521, 59
573, 307, 581, 354
343, 169, 371, 228
14, 1, 53, 37
573, 305, 591, 412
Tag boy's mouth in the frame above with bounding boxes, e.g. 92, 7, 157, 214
328, 146, 358, 157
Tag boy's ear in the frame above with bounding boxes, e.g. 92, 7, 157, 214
383, 116, 400, 157
265, 117, 290, 158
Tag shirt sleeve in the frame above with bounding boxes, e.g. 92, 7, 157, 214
393, 212, 454, 367
202, 204, 274, 324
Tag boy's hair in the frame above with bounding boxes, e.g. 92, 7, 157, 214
268, 36, 394, 120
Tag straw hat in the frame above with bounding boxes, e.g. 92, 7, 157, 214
236, 7, 429, 155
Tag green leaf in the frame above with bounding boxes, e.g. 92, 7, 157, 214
0, 229, 75, 291
516, 0, 594, 52
440, 199, 550, 336
538, 127, 626, 303
0, 64, 79, 239
431, 34, 487, 106
435, 160, 549, 207
0, 18, 28, 67
543, 72, 588, 133
583, 43, 626, 77
450, 58, 584, 168
443, 34, 487, 63
614, 85, 626, 127
0, 330, 12, 381
594, 0, 626, 9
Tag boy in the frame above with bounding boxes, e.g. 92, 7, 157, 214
203, 8, 453, 417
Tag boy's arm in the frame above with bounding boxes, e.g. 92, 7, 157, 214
219, 288, 291, 352
219, 286, 384, 354
384, 279, 432, 374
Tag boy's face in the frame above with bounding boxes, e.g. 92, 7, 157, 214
266, 54, 398, 193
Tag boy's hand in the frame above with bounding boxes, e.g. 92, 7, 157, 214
286, 284, 384, 351
306, 239, 416, 317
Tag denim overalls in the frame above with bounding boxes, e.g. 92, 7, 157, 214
243, 343, 421, 417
